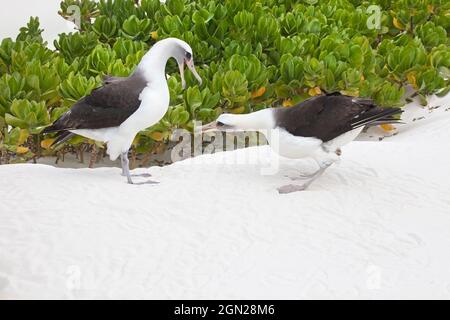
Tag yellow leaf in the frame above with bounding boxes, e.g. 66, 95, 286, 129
406, 72, 418, 90
149, 131, 164, 141
427, 5, 434, 13
360, 75, 365, 81
308, 87, 322, 96
18, 129, 29, 145
282, 99, 294, 107
251, 87, 266, 98
151, 31, 158, 40
393, 17, 404, 30
132, 136, 140, 147
41, 138, 55, 150
380, 124, 395, 132
230, 106, 246, 114
16, 146, 29, 154
341, 89, 359, 97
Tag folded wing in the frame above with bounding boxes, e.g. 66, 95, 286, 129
275, 93, 402, 142
43, 73, 147, 133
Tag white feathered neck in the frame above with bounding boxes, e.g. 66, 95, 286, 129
136, 38, 185, 83
217, 109, 276, 131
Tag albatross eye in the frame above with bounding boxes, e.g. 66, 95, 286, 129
185, 52, 192, 60
217, 121, 225, 127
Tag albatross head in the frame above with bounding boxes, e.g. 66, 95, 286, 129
138, 37, 202, 89
169, 38, 203, 89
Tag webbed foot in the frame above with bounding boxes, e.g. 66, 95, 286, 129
277, 184, 307, 194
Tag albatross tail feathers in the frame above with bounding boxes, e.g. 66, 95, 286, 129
351, 107, 403, 129
49, 131, 76, 148
42, 123, 61, 135
42, 119, 76, 148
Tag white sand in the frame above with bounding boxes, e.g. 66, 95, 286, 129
0, 95, 449, 299
2, 1, 449, 300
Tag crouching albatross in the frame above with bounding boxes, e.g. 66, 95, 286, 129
201, 92, 403, 193
43, 38, 202, 184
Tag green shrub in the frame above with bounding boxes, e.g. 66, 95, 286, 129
0, 0, 448, 165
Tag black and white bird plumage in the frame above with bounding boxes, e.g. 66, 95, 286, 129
274, 93, 402, 142
43, 73, 147, 146
43, 38, 202, 184
201, 92, 403, 193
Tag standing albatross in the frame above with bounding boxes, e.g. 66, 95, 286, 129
43, 38, 202, 184
201, 92, 403, 193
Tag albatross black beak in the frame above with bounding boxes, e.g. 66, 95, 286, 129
179, 58, 202, 89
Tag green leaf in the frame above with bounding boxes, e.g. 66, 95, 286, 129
185, 86, 203, 113
5, 113, 28, 129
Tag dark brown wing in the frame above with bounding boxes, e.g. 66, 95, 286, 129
43, 73, 147, 133
102, 75, 127, 85
274, 93, 402, 142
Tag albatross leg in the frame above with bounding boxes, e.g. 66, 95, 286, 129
120, 153, 126, 176
278, 162, 333, 194
121, 152, 159, 185
299, 163, 332, 188
120, 153, 152, 178
121, 152, 134, 184
288, 148, 342, 181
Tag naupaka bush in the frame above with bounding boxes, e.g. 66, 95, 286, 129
0, 0, 448, 165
